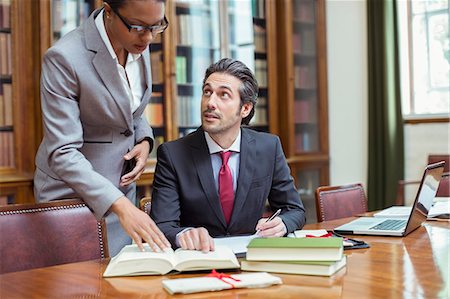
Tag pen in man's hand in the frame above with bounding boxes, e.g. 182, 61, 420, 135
256, 208, 282, 235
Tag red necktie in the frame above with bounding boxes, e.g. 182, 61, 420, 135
219, 151, 234, 225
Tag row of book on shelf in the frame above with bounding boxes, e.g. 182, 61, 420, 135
293, 29, 316, 55
0, 82, 12, 126
176, 13, 217, 48
254, 59, 268, 88
294, 65, 316, 89
0, 130, 14, 168
150, 50, 163, 84
253, 25, 266, 54
251, 0, 265, 18
293, 0, 315, 23
0, 32, 12, 76
175, 55, 214, 85
294, 99, 317, 124
295, 130, 318, 153
0, 0, 10, 29
52, 0, 92, 38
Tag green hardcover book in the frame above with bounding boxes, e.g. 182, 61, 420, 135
246, 237, 343, 262
241, 255, 347, 276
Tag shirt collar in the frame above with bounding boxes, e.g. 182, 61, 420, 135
95, 9, 141, 62
204, 130, 241, 154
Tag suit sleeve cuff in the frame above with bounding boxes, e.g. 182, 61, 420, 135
175, 227, 193, 247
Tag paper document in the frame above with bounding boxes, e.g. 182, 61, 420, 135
373, 206, 412, 218
213, 234, 258, 256
428, 201, 450, 218
163, 272, 282, 294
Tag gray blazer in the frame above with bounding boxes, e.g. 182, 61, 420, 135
34, 9, 154, 255
151, 127, 306, 248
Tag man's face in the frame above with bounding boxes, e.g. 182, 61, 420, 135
201, 72, 251, 135
104, 0, 166, 54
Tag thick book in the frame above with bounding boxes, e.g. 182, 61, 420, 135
103, 244, 239, 277
162, 272, 282, 294
241, 256, 347, 276
246, 237, 343, 262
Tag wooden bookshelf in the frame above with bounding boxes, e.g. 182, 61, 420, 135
0, 0, 41, 204
276, 0, 329, 223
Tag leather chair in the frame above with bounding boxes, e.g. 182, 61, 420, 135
315, 183, 368, 222
428, 155, 449, 172
436, 172, 449, 197
140, 196, 152, 215
0, 199, 108, 274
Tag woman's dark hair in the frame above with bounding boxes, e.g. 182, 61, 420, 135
104, 0, 166, 10
203, 58, 258, 125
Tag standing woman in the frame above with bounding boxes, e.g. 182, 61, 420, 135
34, 0, 170, 256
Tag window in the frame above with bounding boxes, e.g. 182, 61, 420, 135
398, 0, 449, 119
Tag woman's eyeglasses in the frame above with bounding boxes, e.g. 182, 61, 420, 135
111, 8, 168, 35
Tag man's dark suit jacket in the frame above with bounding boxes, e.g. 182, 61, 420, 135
150, 127, 306, 247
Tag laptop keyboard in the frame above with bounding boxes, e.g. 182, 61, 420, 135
370, 219, 407, 231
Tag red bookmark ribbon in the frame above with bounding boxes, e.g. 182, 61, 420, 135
305, 232, 334, 238
207, 269, 241, 288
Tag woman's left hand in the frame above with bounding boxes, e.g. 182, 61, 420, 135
120, 140, 151, 186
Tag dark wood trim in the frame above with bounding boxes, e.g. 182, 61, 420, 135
266, 0, 279, 136
404, 117, 450, 124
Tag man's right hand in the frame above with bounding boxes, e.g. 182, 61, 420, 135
110, 196, 171, 252
178, 227, 214, 253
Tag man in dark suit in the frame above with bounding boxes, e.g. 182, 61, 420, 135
151, 58, 306, 251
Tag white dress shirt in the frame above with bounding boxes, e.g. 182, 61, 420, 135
95, 9, 146, 113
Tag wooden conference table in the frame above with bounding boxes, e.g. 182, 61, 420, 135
1, 217, 449, 299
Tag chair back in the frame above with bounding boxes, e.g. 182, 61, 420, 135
436, 172, 450, 197
140, 196, 152, 215
428, 155, 450, 172
0, 199, 108, 274
315, 183, 368, 222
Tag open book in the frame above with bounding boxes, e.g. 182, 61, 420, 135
103, 244, 239, 277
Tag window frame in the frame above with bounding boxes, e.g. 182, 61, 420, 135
399, 0, 450, 124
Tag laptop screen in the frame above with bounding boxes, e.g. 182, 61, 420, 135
404, 161, 445, 235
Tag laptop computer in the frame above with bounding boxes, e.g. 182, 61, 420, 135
334, 161, 445, 237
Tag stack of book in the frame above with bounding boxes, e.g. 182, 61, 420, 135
241, 237, 346, 276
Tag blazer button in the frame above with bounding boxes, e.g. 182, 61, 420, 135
121, 129, 132, 137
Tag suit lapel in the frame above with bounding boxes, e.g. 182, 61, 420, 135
190, 129, 227, 228
85, 9, 131, 126
229, 129, 256, 228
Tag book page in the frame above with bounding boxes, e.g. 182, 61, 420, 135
173, 246, 239, 272
103, 244, 176, 277
373, 206, 411, 218
428, 201, 450, 218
